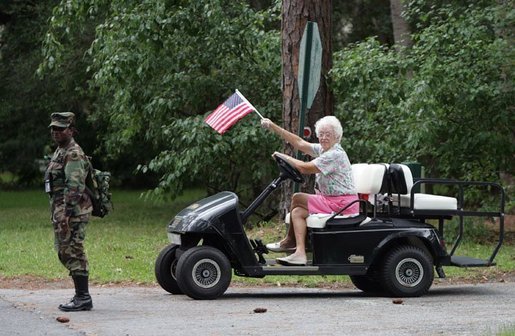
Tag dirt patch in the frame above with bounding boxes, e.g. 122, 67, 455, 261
506, 215, 515, 231
1, 270, 514, 291
487, 215, 515, 233
433, 269, 515, 286
0, 275, 158, 290
0, 275, 72, 290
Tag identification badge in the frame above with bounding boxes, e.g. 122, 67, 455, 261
45, 180, 51, 193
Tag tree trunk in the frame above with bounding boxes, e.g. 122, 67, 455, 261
390, 0, 412, 51
280, 0, 333, 217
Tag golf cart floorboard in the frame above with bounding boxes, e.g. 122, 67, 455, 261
255, 261, 367, 275
261, 265, 320, 275
451, 256, 495, 267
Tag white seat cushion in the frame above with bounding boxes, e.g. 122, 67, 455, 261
352, 163, 386, 194
390, 164, 458, 211
285, 212, 366, 228
396, 193, 458, 210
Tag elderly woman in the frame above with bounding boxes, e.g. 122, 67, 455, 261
261, 116, 359, 266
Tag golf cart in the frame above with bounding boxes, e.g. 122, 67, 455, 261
155, 156, 505, 300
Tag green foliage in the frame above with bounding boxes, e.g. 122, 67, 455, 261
333, 0, 393, 48
40, 0, 283, 202
406, 3, 514, 181
5, 0, 513, 210
0, 1, 106, 186
330, 1, 514, 206
330, 38, 413, 163
38, 0, 158, 184
0, 1, 60, 185
142, 116, 279, 201
443, 217, 495, 245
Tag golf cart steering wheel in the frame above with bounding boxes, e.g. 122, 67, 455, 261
274, 154, 305, 183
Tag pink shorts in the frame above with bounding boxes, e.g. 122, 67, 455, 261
307, 194, 360, 215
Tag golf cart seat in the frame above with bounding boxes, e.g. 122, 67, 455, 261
387, 164, 458, 211
286, 163, 386, 229
284, 212, 369, 229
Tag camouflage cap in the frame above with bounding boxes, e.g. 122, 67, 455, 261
49, 112, 75, 128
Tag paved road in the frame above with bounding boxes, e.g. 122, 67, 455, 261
1, 282, 514, 336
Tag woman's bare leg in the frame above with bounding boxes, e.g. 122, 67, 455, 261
288, 193, 309, 258
279, 193, 309, 248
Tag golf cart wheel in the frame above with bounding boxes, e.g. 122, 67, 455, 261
155, 244, 183, 294
350, 274, 383, 294
380, 245, 434, 297
176, 246, 232, 300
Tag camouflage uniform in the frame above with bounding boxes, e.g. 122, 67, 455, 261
46, 138, 92, 276
46, 112, 94, 312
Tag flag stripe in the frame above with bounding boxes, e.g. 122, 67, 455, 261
208, 104, 233, 126
205, 105, 229, 125
213, 106, 253, 130
208, 103, 252, 131
206, 104, 234, 125
204, 92, 255, 134
206, 107, 231, 129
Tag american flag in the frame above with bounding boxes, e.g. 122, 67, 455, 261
205, 91, 255, 134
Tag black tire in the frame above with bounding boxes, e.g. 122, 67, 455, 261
176, 246, 232, 300
155, 244, 183, 294
350, 274, 383, 294
380, 245, 434, 297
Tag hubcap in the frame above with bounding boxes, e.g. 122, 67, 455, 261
395, 258, 423, 287
170, 259, 178, 281
192, 258, 221, 289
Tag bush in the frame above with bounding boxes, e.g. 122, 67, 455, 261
330, 2, 514, 207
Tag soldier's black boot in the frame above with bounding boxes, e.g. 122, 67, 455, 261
58, 275, 93, 312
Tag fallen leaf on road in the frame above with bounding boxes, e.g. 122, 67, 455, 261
56, 316, 70, 323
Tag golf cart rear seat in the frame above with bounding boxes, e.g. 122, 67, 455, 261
290, 163, 387, 229
386, 164, 458, 212
384, 163, 506, 267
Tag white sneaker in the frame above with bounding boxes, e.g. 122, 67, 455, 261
266, 242, 296, 253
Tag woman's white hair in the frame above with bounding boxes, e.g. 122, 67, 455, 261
314, 116, 343, 142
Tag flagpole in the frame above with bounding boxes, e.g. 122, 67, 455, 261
235, 89, 264, 120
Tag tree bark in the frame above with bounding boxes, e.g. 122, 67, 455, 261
280, 0, 332, 216
390, 0, 413, 51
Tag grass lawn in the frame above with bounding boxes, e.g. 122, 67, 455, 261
0, 189, 200, 284
0, 189, 513, 287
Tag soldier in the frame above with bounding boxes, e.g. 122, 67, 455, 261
45, 112, 93, 312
